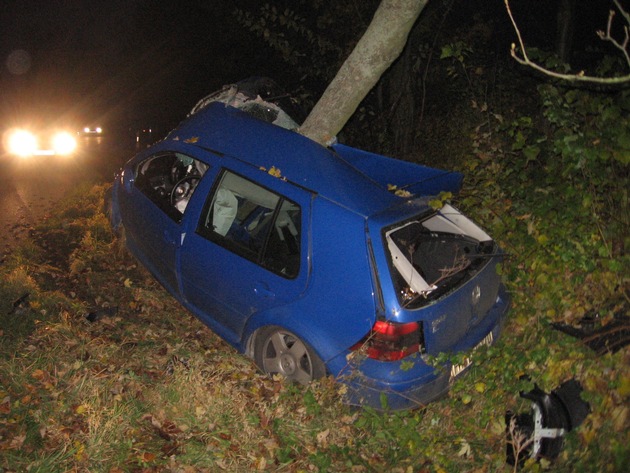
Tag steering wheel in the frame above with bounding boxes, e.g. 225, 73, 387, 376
170, 175, 200, 206
170, 162, 187, 184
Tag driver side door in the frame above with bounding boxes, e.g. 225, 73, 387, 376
122, 152, 208, 293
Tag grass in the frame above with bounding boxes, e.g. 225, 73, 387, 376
0, 183, 628, 472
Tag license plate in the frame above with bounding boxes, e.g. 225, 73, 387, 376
449, 331, 494, 381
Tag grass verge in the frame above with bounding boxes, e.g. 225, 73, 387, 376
0, 183, 628, 472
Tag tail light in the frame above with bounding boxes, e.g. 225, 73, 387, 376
351, 320, 424, 361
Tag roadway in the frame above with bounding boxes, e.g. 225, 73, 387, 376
0, 133, 140, 259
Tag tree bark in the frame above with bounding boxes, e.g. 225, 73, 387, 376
298, 0, 429, 146
555, 0, 576, 64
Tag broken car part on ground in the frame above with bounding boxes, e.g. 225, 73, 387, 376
506, 379, 590, 466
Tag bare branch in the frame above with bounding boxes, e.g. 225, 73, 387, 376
504, 0, 630, 84
597, 8, 630, 66
507, 415, 535, 472
430, 254, 470, 288
613, 0, 630, 25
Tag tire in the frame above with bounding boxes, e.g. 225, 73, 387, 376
254, 326, 326, 385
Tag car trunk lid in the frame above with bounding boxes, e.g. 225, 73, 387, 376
378, 204, 505, 354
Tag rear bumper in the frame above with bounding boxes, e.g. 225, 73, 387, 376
342, 365, 452, 411
336, 284, 510, 411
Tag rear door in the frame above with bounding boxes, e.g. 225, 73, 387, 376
179, 168, 311, 343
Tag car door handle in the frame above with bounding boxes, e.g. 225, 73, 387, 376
254, 283, 275, 299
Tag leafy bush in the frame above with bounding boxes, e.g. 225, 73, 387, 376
457, 79, 629, 472
465, 84, 628, 321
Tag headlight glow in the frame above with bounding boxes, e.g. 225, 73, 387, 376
52, 132, 77, 155
7, 129, 37, 157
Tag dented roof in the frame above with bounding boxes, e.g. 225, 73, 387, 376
163, 100, 462, 217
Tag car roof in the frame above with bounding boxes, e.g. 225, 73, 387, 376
164, 102, 461, 217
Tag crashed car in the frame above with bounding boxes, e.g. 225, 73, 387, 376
109, 78, 510, 410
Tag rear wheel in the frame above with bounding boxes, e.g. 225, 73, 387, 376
254, 326, 326, 385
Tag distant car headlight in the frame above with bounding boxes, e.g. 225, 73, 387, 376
52, 132, 77, 155
7, 129, 37, 157
82, 126, 102, 134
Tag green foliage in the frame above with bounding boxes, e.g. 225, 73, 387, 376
462, 82, 629, 321
440, 41, 472, 63
428, 191, 454, 210
455, 75, 629, 471
0, 268, 41, 352
524, 47, 572, 74
441, 40, 474, 81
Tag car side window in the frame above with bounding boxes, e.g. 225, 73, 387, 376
134, 152, 208, 222
197, 170, 301, 278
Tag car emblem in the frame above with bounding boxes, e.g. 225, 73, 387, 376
472, 285, 481, 306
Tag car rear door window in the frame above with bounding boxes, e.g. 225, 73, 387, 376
197, 170, 301, 278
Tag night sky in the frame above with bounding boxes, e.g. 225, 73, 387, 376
0, 1, 266, 131
0, 1, 620, 133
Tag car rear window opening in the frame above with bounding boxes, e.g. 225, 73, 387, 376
385, 204, 497, 309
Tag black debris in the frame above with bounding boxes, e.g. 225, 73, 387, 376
84, 306, 119, 322
551, 311, 630, 355
8, 292, 30, 315
506, 379, 590, 466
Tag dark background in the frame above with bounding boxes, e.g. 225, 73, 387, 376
0, 1, 618, 138
0, 1, 260, 135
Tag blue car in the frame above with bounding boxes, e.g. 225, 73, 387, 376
109, 80, 509, 410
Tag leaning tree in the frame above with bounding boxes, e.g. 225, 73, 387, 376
298, 0, 429, 146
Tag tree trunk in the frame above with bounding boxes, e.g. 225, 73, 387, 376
298, 0, 429, 146
385, 21, 423, 158
555, 0, 576, 64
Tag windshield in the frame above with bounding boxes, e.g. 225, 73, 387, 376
385, 204, 498, 308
